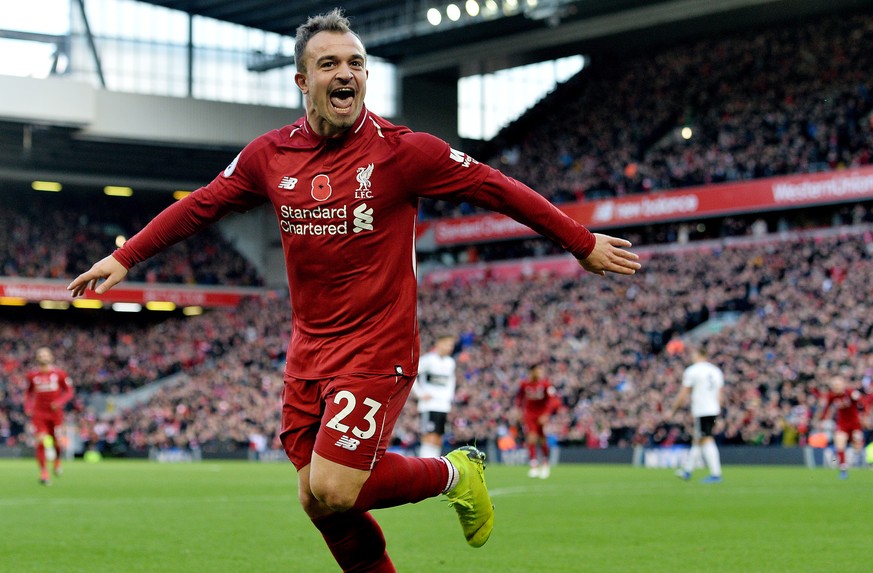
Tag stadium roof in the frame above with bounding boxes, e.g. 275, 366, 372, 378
129, 0, 866, 77
1, 0, 871, 197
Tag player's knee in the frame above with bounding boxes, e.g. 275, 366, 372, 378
309, 480, 359, 513
298, 487, 332, 519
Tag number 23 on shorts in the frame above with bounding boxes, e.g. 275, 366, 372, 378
325, 390, 383, 451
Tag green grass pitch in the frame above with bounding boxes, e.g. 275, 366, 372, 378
1, 459, 870, 572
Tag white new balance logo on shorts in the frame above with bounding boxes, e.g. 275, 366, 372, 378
335, 435, 361, 451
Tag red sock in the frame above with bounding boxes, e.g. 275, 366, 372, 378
541, 442, 551, 461
36, 442, 47, 471
837, 449, 846, 468
311, 511, 395, 573
527, 443, 538, 464
352, 452, 448, 512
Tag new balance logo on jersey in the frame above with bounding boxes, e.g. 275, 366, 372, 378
353, 203, 374, 233
278, 176, 298, 190
335, 435, 361, 451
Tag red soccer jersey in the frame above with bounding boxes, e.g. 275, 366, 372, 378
112, 108, 595, 379
25, 367, 74, 415
516, 378, 560, 416
820, 389, 863, 431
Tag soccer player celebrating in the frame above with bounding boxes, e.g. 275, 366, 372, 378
515, 363, 561, 478
67, 9, 641, 571
412, 334, 458, 458
815, 374, 867, 479
24, 347, 74, 485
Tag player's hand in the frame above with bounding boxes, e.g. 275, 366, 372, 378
67, 255, 128, 297
578, 233, 641, 276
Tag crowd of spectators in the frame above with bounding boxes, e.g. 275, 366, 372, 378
5, 220, 872, 455
0, 295, 290, 448
406, 226, 873, 452
0, 190, 263, 286
81, 358, 285, 457
420, 10, 873, 219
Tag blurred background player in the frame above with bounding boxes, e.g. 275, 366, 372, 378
670, 346, 724, 484
24, 347, 74, 485
515, 363, 561, 478
412, 334, 458, 458
814, 374, 868, 479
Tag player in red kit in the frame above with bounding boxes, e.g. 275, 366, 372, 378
516, 363, 561, 479
24, 347, 74, 485
67, 9, 641, 571
815, 375, 867, 479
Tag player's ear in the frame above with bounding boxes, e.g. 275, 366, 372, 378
295, 72, 308, 94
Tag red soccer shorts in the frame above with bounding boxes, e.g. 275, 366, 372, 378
523, 411, 546, 438
31, 410, 63, 435
835, 421, 863, 436
280, 373, 415, 471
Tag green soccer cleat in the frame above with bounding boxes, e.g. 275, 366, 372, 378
444, 446, 494, 548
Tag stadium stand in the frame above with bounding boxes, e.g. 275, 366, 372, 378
2, 6, 873, 459
1, 189, 263, 286
420, 11, 873, 220
5, 221, 872, 454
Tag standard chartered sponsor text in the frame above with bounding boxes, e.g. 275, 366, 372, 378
3, 285, 70, 299
772, 173, 873, 202
280, 204, 349, 235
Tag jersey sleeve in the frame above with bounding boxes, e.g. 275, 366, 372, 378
546, 385, 562, 415
818, 395, 835, 420
23, 375, 35, 412
112, 136, 271, 269
399, 133, 595, 259
53, 373, 74, 408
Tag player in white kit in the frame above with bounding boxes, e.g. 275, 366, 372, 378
670, 346, 724, 483
412, 334, 458, 458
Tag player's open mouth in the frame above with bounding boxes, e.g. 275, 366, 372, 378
330, 88, 355, 113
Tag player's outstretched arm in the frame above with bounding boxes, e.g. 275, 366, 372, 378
67, 255, 128, 297
578, 233, 641, 276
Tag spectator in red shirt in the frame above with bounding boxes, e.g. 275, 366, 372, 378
24, 347, 74, 485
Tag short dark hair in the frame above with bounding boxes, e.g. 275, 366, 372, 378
294, 8, 362, 72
